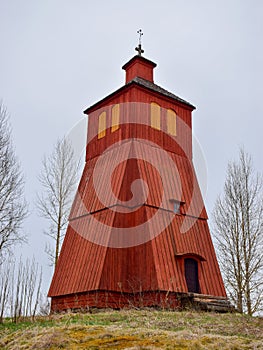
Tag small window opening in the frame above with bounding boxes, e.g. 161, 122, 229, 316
111, 104, 120, 132
98, 111, 106, 139
167, 109, 176, 136
151, 102, 161, 130
173, 200, 181, 214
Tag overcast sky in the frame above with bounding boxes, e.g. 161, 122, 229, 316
0, 0, 262, 295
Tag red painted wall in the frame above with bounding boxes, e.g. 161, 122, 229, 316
48, 55, 227, 311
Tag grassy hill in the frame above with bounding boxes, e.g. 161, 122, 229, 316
0, 309, 262, 349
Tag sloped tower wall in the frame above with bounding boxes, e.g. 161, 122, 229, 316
48, 54, 227, 312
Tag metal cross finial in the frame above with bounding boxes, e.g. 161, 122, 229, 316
137, 29, 143, 44
135, 29, 144, 56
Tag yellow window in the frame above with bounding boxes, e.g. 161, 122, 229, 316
111, 104, 120, 132
167, 109, 176, 136
98, 111, 106, 139
151, 102, 161, 130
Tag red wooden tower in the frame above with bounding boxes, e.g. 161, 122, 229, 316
48, 45, 229, 312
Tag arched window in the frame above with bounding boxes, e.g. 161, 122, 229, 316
150, 102, 161, 130
111, 104, 120, 132
167, 109, 176, 136
98, 111, 106, 139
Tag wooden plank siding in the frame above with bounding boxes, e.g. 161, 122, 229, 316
48, 55, 227, 311
68, 140, 207, 220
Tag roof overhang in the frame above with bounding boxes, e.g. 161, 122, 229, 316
84, 78, 195, 115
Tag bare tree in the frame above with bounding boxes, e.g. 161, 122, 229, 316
0, 257, 42, 323
213, 149, 263, 315
0, 259, 12, 323
37, 138, 79, 267
8, 258, 42, 323
0, 103, 27, 263
38, 294, 51, 316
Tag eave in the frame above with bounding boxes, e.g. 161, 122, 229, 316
84, 77, 196, 115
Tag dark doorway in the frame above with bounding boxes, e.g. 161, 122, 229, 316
184, 258, 200, 293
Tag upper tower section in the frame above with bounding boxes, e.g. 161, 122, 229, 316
122, 55, 157, 84
84, 42, 196, 162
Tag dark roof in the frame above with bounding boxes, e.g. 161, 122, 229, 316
130, 77, 195, 109
84, 76, 195, 114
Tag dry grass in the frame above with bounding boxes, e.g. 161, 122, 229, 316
0, 310, 262, 349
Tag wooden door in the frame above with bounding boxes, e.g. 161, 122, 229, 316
184, 258, 199, 293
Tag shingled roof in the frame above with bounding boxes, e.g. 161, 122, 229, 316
84, 76, 195, 114
129, 76, 195, 109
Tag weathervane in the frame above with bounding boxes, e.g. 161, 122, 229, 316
135, 29, 144, 56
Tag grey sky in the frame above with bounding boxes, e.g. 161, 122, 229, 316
0, 0, 262, 294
